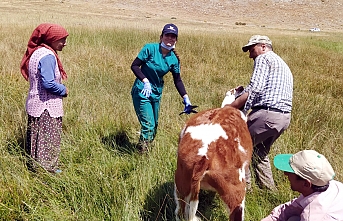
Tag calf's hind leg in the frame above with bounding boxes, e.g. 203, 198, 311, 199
174, 183, 201, 221
206, 172, 246, 221
229, 201, 245, 221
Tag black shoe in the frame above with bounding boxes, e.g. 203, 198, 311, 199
136, 141, 149, 154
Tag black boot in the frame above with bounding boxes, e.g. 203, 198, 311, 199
136, 140, 149, 154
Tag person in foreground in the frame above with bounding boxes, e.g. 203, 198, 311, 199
228, 35, 293, 190
130, 23, 193, 153
262, 150, 343, 221
20, 23, 69, 174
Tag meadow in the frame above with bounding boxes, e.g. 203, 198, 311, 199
1, 1, 343, 220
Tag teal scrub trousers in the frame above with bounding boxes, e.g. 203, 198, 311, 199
131, 86, 161, 142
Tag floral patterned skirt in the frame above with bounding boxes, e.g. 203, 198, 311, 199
26, 109, 62, 173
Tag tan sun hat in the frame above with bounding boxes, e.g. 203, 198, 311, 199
242, 35, 272, 52
273, 150, 335, 186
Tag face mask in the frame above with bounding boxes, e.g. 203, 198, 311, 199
161, 41, 175, 51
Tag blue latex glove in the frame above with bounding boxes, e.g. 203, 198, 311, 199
179, 96, 198, 115
141, 81, 152, 98
183, 96, 192, 114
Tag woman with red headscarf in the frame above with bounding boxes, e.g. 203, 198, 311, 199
20, 23, 69, 174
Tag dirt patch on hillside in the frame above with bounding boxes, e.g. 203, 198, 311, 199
72, 0, 343, 32
132, 1, 341, 30
1, 0, 343, 34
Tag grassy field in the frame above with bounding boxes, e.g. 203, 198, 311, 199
1, 1, 343, 220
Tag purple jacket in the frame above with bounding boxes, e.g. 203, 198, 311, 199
261, 180, 343, 221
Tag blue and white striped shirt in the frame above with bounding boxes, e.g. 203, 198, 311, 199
243, 51, 293, 113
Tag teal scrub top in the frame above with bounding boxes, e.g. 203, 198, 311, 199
133, 43, 180, 96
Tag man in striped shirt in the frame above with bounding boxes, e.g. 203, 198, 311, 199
228, 35, 293, 191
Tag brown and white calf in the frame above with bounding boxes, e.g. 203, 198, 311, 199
174, 96, 252, 220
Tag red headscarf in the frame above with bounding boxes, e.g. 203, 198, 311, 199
20, 23, 69, 81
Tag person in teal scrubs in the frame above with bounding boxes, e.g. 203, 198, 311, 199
131, 23, 193, 153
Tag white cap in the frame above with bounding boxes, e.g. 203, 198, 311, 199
242, 35, 272, 52
274, 150, 335, 186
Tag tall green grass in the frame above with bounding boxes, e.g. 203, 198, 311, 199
1, 14, 343, 221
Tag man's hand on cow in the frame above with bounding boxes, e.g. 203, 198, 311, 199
235, 85, 244, 93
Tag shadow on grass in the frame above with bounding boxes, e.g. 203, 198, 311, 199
140, 181, 175, 221
140, 181, 223, 221
6, 135, 25, 156
101, 129, 137, 155
5, 134, 35, 171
